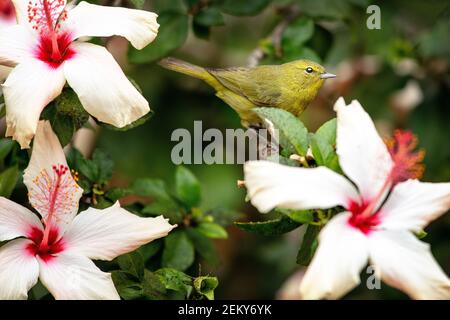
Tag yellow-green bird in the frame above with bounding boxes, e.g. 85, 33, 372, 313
159, 57, 336, 127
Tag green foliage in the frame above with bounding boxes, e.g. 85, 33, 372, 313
129, 166, 236, 271
129, 11, 189, 63
218, 0, 272, 16
175, 165, 202, 208
236, 214, 302, 236
255, 107, 309, 156
194, 276, 219, 300
297, 224, 321, 266
40, 88, 89, 147
162, 230, 195, 271
309, 118, 341, 172
0, 165, 19, 198
196, 222, 228, 239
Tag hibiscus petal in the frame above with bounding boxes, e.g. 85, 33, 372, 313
300, 213, 369, 299
369, 230, 450, 299
38, 253, 119, 300
0, 25, 36, 67
3, 59, 66, 148
334, 97, 393, 200
63, 202, 175, 261
23, 121, 83, 234
0, 197, 43, 241
380, 180, 450, 232
64, 42, 150, 128
244, 160, 359, 213
67, 1, 159, 50
0, 239, 40, 300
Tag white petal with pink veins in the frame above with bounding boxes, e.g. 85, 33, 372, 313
0, 197, 43, 241
38, 253, 120, 300
380, 180, 450, 232
334, 97, 393, 200
0, 25, 37, 67
300, 213, 369, 300
64, 42, 150, 128
23, 121, 83, 232
3, 59, 66, 148
0, 239, 40, 300
369, 230, 450, 299
67, 1, 159, 50
244, 160, 359, 213
63, 202, 176, 261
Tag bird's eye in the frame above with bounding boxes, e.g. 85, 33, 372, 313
305, 67, 314, 73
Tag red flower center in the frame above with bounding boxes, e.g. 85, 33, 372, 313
26, 226, 65, 262
0, 0, 15, 20
347, 200, 381, 235
36, 32, 75, 68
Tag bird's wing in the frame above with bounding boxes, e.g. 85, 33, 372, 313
208, 67, 282, 107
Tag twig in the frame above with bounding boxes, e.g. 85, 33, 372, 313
247, 4, 301, 67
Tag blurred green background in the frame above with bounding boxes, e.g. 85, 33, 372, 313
95, 0, 449, 299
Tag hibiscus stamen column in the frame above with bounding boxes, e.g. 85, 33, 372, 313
39, 164, 68, 251
359, 130, 425, 219
28, 0, 66, 62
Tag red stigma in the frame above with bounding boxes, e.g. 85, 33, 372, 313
386, 130, 425, 185
26, 226, 65, 262
347, 200, 380, 235
36, 32, 75, 68
52, 164, 69, 176
0, 0, 15, 20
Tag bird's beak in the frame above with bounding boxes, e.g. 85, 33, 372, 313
320, 72, 336, 79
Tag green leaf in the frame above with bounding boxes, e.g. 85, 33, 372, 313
132, 178, 184, 223
132, 178, 170, 198
41, 88, 89, 147
235, 215, 302, 236
297, 225, 321, 266
138, 240, 162, 262
282, 46, 322, 63
277, 209, 314, 224
142, 270, 167, 300
0, 139, 15, 164
155, 268, 192, 296
117, 252, 145, 280
309, 119, 340, 172
282, 17, 314, 48
106, 187, 132, 202
0, 165, 19, 197
129, 11, 189, 64
315, 118, 337, 146
194, 7, 225, 27
193, 276, 218, 300
196, 222, 228, 239
255, 108, 309, 156
92, 149, 114, 183
219, 0, 272, 16
186, 229, 219, 266
309, 118, 339, 171
111, 271, 143, 300
162, 230, 195, 271
175, 166, 201, 208
296, 0, 352, 20
99, 111, 153, 132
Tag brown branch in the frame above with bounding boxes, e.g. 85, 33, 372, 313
247, 4, 301, 67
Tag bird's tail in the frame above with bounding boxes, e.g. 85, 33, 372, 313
159, 57, 210, 80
